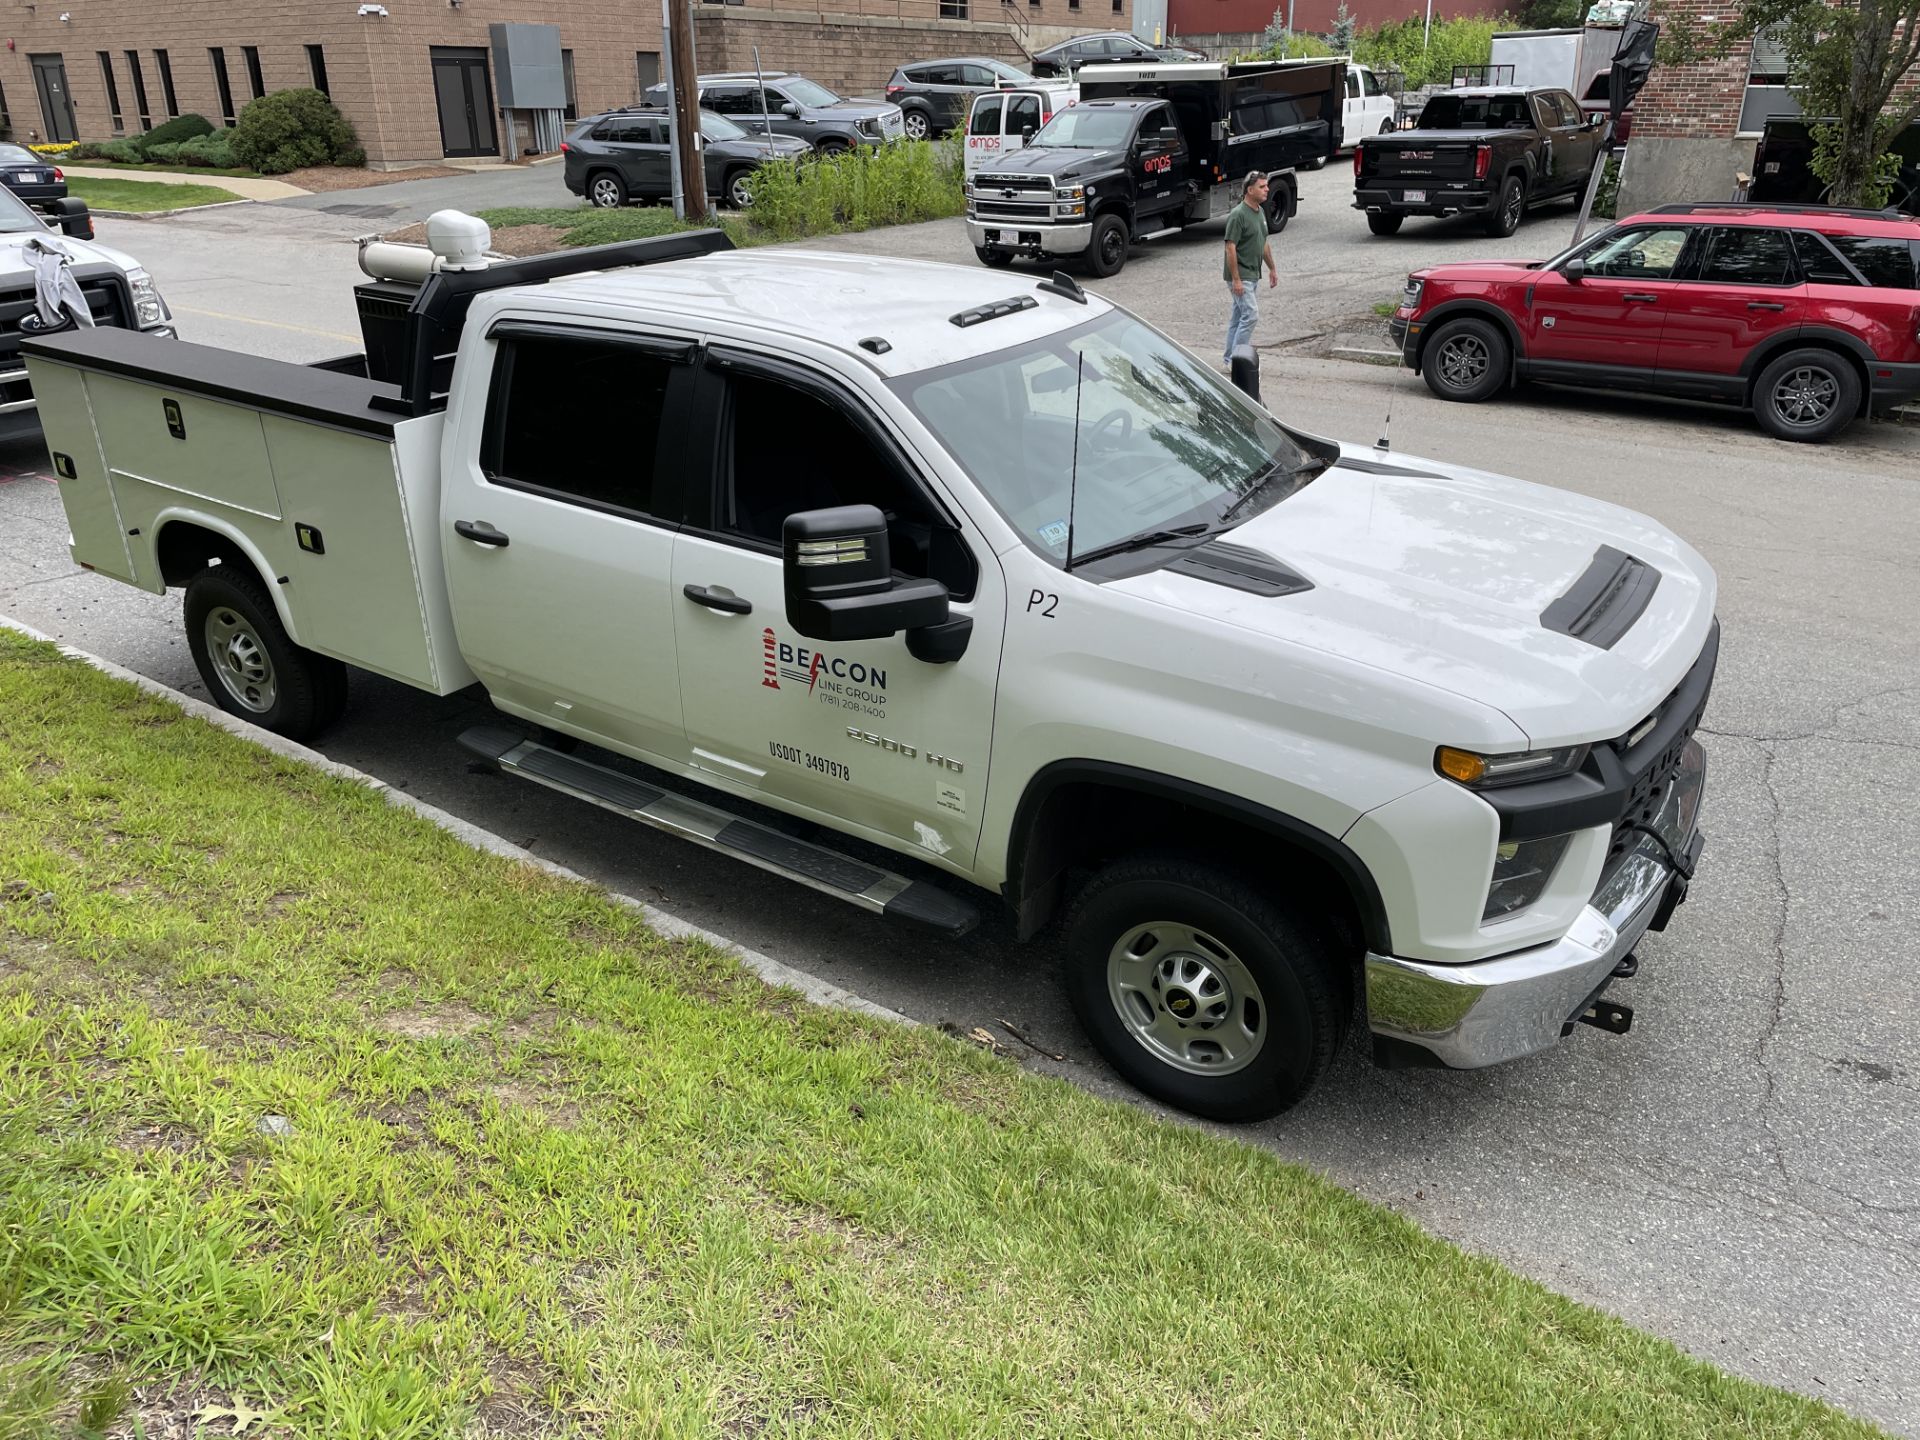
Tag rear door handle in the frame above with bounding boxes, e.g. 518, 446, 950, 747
454, 519, 509, 547
682, 584, 752, 615
1623, 293, 1659, 303
1747, 301, 1786, 311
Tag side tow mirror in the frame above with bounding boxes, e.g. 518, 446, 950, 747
784, 504, 952, 646
1021, 126, 1037, 144
48, 197, 94, 241
1563, 256, 1586, 282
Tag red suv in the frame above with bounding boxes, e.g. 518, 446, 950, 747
1389, 203, 1920, 442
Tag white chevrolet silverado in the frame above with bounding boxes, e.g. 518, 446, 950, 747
23, 213, 1714, 1120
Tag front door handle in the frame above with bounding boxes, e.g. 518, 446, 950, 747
682, 584, 752, 615
1622, 292, 1659, 303
1748, 300, 1786, 311
454, 519, 509, 547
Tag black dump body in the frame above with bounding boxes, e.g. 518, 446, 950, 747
1749, 117, 1920, 217
1075, 59, 1344, 179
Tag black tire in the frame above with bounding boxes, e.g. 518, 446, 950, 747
1421, 316, 1509, 403
1304, 154, 1327, 171
1752, 347, 1861, 443
722, 168, 756, 209
1066, 853, 1349, 1122
818, 140, 852, 158
1366, 211, 1403, 236
1380, 117, 1396, 134
1483, 172, 1525, 237
1265, 181, 1293, 234
902, 108, 932, 141
184, 564, 347, 742
586, 171, 627, 209
974, 245, 1015, 268
1084, 212, 1129, 277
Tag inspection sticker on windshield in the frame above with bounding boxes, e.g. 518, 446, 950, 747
1038, 519, 1070, 548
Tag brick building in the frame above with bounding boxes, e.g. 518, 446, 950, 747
0, 0, 1068, 168
1617, 0, 1919, 213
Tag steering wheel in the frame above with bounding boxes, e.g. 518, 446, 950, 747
1087, 408, 1133, 452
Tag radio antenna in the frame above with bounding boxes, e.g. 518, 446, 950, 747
1377, 304, 1418, 452
1063, 349, 1086, 567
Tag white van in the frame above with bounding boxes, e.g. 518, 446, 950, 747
1343, 63, 1397, 145
963, 83, 1078, 176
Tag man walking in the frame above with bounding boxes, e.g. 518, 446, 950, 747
1223, 172, 1277, 366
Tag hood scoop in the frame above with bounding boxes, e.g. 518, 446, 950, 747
1541, 545, 1660, 649
1166, 540, 1312, 598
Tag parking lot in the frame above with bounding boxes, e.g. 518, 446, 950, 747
4, 171, 1919, 1433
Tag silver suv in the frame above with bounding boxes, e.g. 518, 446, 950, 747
644, 73, 905, 153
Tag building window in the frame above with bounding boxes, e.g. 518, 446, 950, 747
562, 49, 577, 121
125, 51, 152, 130
1113, 0, 1123, 11
307, 44, 330, 97
0, 81, 10, 134
210, 48, 237, 125
243, 46, 266, 102
155, 50, 179, 118
939, 0, 968, 16
636, 51, 661, 96
98, 52, 124, 134
1739, 27, 1799, 134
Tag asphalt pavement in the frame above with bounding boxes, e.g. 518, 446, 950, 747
8, 166, 1920, 1434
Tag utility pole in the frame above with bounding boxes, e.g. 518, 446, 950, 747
664, 0, 709, 222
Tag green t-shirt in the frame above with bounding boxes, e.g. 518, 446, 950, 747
1223, 202, 1267, 283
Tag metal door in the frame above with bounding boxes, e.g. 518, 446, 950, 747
431, 50, 498, 158
30, 55, 77, 144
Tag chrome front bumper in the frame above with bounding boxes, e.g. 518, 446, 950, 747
1365, 739, 1706, 1069
965, 218, 1093, 255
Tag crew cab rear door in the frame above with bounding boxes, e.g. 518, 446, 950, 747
1130, 101, 1190, 223
669, 349, 1006, 870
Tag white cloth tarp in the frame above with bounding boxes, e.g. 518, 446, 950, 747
21, 237, 95, 333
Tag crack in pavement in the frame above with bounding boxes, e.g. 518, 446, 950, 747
1755, 741, 1794, 1184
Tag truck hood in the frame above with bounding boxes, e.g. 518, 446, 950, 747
976, 145, 1122, 182
0, 230, 140, 280
1415, 258, 1544, 282
1111, 443, 1717, 748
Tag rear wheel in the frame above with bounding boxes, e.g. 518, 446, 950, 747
1753, 347, 1860, 442
184, 564, 347, 741
1066, 854, 1349, 1121
1483, 173, 1525, 237
974, 245, 1015, 268
1085, 212, 1129, 277
1265, 181, 1293, 234
587, 171, 626, 209
1366, 211, 1403, 236
1421, 316, 1509, 403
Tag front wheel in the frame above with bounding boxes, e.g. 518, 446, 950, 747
1066, 854, 1349, 1121
902, 109, 931, 141
1084, 212, 1129, 278
974, 245, 1015, 268
1366, 211, 1403, 236
1753, 347, 1860, 442
184, 564, 347, 741
1421, 316, 1509, 403
587, 171, 627, 209
723, 168, 756, 209
1483, 173, 1525, 237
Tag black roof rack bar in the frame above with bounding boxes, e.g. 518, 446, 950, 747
1647, 201, 1905, 220
374, 228, 735, 417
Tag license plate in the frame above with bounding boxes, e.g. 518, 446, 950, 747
1403, 189, 1427, 203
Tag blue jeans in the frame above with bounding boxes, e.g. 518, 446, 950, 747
1224, 283, 1258, 362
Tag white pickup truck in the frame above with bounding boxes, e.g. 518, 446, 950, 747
24, 213, 1716, 1121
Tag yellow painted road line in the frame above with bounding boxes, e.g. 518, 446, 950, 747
172, 305, 360, 343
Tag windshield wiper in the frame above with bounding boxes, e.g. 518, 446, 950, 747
1217, 459, 1322, 524
1067, 522, 1216, 571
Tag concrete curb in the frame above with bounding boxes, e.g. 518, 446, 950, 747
90, 199, 257, 220
0, 614, 912, 1029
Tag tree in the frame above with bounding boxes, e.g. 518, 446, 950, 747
1330, 3, 1358, 54
1668, 0, 1920, 206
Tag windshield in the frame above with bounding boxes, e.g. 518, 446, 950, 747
894, 310, 1321, 566
1028, 106, 1139, 149
699, 110, 748, 141
1416, 94, 1532, 130
0, 144, 40, 165
0, 185, 46, 234
780, 78, 841, 107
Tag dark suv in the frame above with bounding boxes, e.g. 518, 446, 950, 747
1029, 31, 1205, 78
1389, 202, 1920, 442
644, 73, 905, 153
886, 57, 1031, 139
563, 108, 811, 210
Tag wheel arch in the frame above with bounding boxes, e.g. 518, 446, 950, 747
1411, 300, 1524, 373
154, 515, 302, 641
1004, 760, 1392, 952
1740, 328, 1874, 414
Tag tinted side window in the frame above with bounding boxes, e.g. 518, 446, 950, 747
485, 337, 676, 516
1791, 230, 1858, 284
1346, 72, 1361, 98
1364, 69, 1387, 96
922, 65, 959, 85
1007, 94, 1040, 132
1827, 234, 1920, 289
1554, 93, 1584, 127
705, 85, 755, 115
961, 64, 998, 87
1697, 227, 1796, 285
972, 95, 1003, 135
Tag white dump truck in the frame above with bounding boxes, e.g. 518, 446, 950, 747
23, 213, 1716, 1121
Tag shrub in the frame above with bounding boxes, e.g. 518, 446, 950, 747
133, 113, 214, 154
72, 139, 143, 163
744, 138, 963, 241
146, 132, 240, 168
230, 88, 364, 174
1354, 14, 1505, 90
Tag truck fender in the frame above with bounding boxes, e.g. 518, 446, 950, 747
1408, 299, 1526, 374
1737, 326, 1874, 411
151, 509, 305, 644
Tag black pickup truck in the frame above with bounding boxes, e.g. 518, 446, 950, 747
1749, 116, 1920, 216
1353, 85, 1604, 237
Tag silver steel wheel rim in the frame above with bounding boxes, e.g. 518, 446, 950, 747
1106, 921, 1267, 1076
730, 174, 753, 207
204, 607, 276, 714
904, 113, 928, 139
590, 177, 621, 207
1437, 334, 1490, 390
1503, 184, 1522, 228
1773, 366, 1838, 426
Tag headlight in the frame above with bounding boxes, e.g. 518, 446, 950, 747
1401, 275, 1424, 308
1436, 744, 1589, 788
128, 268, 168, 328
858, 117, 882, 138
1483, 834, 1573, 920
1054, 184, 1084, 199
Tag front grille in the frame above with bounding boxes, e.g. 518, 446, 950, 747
1605, 682, 1707, 867
977, 172, 1051, 190
0, 269, 134, 416
970, 171, 1059, 224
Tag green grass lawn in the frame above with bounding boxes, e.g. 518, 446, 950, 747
67, 176, 241, 213
0, 630, 1890, 1439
